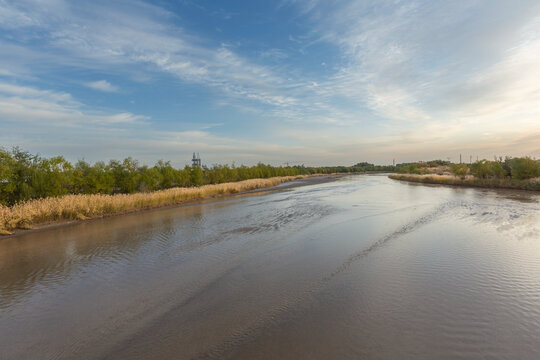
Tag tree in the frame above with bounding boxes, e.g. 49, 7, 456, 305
510, 157, 540, 180
490, 161, 506, 179
109, 158, 141, 193
470, 160, 492, 179
451, 164, 469, 179
398, 164, 421, 174
10, 147, 40, 203
154, 160, 176, 189
138, 166, 161, 192
0, 148, 17, 205
189, 166, 204, 186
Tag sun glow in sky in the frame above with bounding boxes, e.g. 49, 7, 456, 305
1, 0, 539, 166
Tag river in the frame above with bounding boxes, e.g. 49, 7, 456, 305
1, 175, 539, 359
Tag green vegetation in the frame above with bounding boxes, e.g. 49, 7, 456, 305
397, 157, 539, 180
391, 156, 540, 191
451, 164, 469, 178
398, 164, 422, 174
3, 147, 537, 208
0, 177, 302, 235
510, 157, 540, 180
0, 148, 394, 206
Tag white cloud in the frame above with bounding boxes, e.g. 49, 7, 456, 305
1, 0, 539, 164
0, 81, 146, 126
0, 0, 299, 109
279, 1, 540, 155
84, 80, 118, 92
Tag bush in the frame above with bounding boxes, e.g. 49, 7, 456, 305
490, 161, 506, 179
470, 160, 507, 179
451, 164, 469, 178
398, 164, 421, 174
510, 157, 540, 180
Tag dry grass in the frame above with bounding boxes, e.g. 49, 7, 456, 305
0, 176, 305, 235
419, 165, 452, 175
389, 173, 540, 191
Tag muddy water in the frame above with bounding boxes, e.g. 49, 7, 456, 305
1, 175, 540, 360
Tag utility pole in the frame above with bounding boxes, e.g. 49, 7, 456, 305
470, 155, 472, 164
393, 158, 395, 166
460, 154, 462, 164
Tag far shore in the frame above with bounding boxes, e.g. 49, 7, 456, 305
389, 173, 540, 192
1, 174, 344, 238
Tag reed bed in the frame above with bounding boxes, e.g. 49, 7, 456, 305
0, 176, 304, 235
389, 174, 540, 191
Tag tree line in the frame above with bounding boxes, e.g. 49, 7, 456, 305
6, 147, 535, 206
396, 156, 540, 180
451, 157, 540, 180
0, 148, 392, 206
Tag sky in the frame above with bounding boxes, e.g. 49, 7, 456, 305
1, 0, 539, 167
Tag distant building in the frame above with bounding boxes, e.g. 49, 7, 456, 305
192, 152, 201, 167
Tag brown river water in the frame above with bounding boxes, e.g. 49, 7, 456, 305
1, 175, 540, 360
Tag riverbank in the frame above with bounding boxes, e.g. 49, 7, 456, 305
0, 176, 300, 236
0, 175, 341, 237
389, 173, 540, 191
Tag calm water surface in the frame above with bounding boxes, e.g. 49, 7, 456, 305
1, 175, 539, 359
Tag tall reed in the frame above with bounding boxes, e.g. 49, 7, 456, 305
0, 176, 303, 235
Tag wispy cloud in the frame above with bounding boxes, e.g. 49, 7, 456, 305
84, 80, 118, 92
0, 81, 146, 126
279, 1, 540, 153
1, 0, 539, 164
0, 0, 297, 108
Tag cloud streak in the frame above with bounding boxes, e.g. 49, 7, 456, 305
0, 81, 146, 126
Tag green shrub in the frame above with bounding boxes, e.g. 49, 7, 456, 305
470, 161, 491, 178
470, 160, 507, 179
490, 161, 506, 179
451, 164, 469, 178
398, 164, 421, 174
510, 157, 540, 180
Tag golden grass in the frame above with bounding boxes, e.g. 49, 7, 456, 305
0, 176, 305, 235
389, 173, 540, 191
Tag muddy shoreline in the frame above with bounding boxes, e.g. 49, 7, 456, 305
2, 174, 344, 239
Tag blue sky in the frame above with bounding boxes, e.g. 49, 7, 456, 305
1, 0, 539, 166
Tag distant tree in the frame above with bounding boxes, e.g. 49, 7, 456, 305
189, 166, 203, 186
398, 164, 421, 174
510, 157, 540, 180
137, 166, 160, 192
451, 164, 469, 179
490, 161, 506, 179
0, 148, 17, 205
470, 160, 492, 179
154, 160, 176, 189
10, 147, 41, 203
34, 156, 74, 197
426, 159, 450, 167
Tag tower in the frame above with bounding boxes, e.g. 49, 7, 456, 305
192, 152, 201, 167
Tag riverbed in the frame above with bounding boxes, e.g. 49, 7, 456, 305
1, 175, 539, 359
